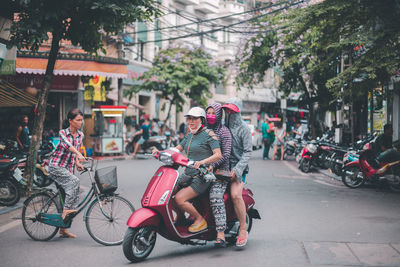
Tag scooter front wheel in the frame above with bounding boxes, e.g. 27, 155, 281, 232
300, 158, 311, 173
123, 226, 157, 263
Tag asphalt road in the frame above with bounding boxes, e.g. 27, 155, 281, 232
1, 149, 400, 267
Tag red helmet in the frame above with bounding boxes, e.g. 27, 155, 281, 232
222, 103, 239, 113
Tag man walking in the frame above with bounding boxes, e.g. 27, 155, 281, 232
261, 117, 274, 160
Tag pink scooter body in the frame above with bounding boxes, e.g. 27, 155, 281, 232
126, 150, 258, 243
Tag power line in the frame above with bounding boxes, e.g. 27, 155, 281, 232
126, 0, 305, 45
126, 0, 299, 35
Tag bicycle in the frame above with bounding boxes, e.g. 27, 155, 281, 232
21, 158, 135, 246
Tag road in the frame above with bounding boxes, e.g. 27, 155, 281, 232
1, 149, 400, 267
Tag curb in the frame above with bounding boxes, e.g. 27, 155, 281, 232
316, 168, 342, 181
0, 201, 25, 215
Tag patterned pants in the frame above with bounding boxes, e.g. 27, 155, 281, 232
209, 181, 228, 232
49, 166, 80, 210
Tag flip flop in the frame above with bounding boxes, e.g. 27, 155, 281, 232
236, 230, 248, 247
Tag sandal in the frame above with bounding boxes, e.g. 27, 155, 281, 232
236, 230, 248, 247
188, 219, 207, 233
59, 229, 77, 238
61, 209, 77, 223
214, 238, 227, 248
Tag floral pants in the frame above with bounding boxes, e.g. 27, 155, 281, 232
209, 181, 228, 232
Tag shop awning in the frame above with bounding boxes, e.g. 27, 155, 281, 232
17, 58, 128, 79
0, 78, 37, 107
16, 51, 129, 79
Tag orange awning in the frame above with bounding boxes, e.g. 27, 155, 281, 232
17, 57, 128, 79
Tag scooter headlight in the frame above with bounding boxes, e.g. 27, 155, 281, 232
158, 152, 173, 165
308, 144, 317, 154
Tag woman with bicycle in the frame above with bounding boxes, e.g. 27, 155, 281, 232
49, 108, 86, 238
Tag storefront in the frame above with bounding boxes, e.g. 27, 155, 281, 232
1, 50, 128, 146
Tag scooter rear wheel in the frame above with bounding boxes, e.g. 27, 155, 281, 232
0, 178, 20, 206
342, 166, 365, 188
123, 226, 157, 263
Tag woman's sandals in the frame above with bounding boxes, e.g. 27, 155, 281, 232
59, 229, 77, 238
236, 230, 248, 247
61, 209, 77, 223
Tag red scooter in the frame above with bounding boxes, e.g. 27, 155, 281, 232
342, 143, 400, 192
122, 149, 260, 263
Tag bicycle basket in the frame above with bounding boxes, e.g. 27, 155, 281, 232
94, 166, 118, 194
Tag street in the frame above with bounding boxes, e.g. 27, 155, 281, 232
1, 150, 400, 267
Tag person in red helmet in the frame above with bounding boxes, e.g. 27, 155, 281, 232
222, 98, 252, 247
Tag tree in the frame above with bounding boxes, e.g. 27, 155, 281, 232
126, 44, 225, 123
236, 0, 400, 137
8, 0, 160, 193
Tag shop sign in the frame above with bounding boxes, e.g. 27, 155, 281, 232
84, 75, 106, 102
0, 44, 16, 75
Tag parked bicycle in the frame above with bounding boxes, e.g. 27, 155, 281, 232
21, 158, 135, 246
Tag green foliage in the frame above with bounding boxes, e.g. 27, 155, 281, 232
126, 44, 225, 120
236, 0, 400, 108
9, 0, 161, 53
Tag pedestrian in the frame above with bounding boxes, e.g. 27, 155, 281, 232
151, 118, 160, 136
16, 115, 30, 152
222, 98, 252, 247
261, 117, 274, 160
272, 121, 286, 161
48, 108, 86, 238
206, 103, 232, 247
292, 121, 305, 141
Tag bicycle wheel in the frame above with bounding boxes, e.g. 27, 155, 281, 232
85, 195, 135, 246
22, 192, 61, 241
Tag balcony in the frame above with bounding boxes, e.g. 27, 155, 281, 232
194, 0, 220, 14
174, 0, 199, 5
219, 1, 245, 20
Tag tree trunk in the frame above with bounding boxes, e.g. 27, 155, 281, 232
164, 97, 175, 126
25, 31, 61, 194
299, 76, 316, 138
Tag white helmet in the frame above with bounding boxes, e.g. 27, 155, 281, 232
185, 107, 206, 119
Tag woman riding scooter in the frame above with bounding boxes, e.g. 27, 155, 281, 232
155, 107, 222, 233
206, 103, 232, 247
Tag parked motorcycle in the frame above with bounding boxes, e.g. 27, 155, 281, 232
342, 143, 400, 192
125, 135, 166, 155
122, 149, 261, 263
298, 142, 319, 173
0, 157, 21, 206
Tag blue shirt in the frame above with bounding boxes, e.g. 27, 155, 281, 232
141, 123, 151, 140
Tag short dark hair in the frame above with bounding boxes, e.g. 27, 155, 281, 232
63, 108, 83, 128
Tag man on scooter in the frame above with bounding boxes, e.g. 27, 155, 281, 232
222, 98, 252, 247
